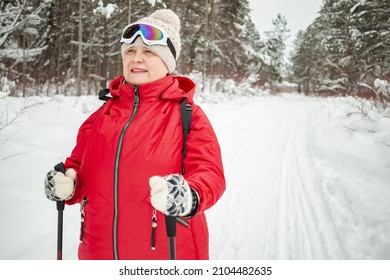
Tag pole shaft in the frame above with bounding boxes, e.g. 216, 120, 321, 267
165, 215, 177, 260
57, 208, 63, 260
169, 237, 176, 260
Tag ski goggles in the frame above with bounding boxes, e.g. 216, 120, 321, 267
120, 22, 176, 59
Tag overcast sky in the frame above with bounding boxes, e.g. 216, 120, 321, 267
248, 0, 323, 46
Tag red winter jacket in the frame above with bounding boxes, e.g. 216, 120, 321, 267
64, 75, 225, 260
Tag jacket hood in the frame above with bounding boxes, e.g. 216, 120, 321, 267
108, 75, 196, 103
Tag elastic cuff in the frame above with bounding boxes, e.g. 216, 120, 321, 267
181, 188, 199, 219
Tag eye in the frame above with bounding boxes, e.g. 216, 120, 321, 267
144, 49, 155, 55
126, 48, 136, 54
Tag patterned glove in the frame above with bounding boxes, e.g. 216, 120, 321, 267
149, 174, 196, 216
44, 168, 76, 201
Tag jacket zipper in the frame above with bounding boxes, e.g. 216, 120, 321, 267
113, 86, 140, 260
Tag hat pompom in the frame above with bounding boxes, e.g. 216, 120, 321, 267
149, 9, 181, 33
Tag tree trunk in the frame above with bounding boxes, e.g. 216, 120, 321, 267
76, 0, 83, 96
56, 0, 63, 95
209, 0, 215, 93
22, 35, 26, 97
128, 0, 131, 24
100, 18, 108, 89
202, 0, 208, 92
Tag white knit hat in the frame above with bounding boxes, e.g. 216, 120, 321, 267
121, 9, 181, 74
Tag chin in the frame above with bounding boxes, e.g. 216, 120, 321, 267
126, 77, 149, 85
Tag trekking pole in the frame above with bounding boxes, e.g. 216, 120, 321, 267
54, 162, 66, 260
165, 215, 177, 260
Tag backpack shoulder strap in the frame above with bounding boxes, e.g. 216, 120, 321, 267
92, 88, 114, 123
180, 97, 193, 175
98, 88, 111, 101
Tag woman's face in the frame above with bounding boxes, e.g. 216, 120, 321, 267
123, 46, 169, 85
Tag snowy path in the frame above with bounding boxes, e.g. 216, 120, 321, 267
1, 93, 389, 260
206, 95, 344, 259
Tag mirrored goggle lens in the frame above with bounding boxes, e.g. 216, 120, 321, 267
122, 23, 165, 42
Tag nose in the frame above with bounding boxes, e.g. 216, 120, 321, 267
131, 48, 144, 63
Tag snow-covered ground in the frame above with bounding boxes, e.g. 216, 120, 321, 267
0, 92, 389, 260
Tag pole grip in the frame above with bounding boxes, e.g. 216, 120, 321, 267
54, 162, 66, 174
54, 162, 66, 210
54, 162, 66, 260
165, 215, 176, 238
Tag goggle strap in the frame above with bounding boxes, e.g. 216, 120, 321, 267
121, 22, 177, 60
121, 34, 176, 60
167, 38, 176, 60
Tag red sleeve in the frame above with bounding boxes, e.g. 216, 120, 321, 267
184, 105, 226, 214
63, 106, 102, 204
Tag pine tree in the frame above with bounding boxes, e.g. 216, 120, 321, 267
353, 0, 390, 81
0, 0, 51, 95
290, 18, 325, 94
264, 14, 290, 83
319, 0, 361, 95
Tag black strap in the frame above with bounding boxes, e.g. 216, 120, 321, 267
167, 38, 176, 59
54, 162, 66, 174
180, 97, 192, 175
98, 88, 111, 101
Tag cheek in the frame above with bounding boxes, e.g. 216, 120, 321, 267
123, 60, 132, 75
122, 58, 129, 68
155, 61, 168, 76
151, 68, 167, 80
123, 54, 133, 66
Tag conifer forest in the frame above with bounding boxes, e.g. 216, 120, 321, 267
1, 0, 389, 107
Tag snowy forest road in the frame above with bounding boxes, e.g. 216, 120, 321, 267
205, 95, 345, 259
1, 93, 389, 260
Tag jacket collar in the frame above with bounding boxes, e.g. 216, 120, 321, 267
109, 75, 196, 103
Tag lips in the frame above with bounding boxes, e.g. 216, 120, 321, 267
131, 68, 147, 73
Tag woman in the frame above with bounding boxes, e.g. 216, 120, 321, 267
44, 9, 225, 260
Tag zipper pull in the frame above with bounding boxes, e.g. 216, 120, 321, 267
80, 196, 88, 243
151, 209, 157, 250
133, 86, 140, 106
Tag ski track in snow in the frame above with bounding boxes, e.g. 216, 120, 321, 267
207, 95, 344, 259
1, 93, 389, 260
